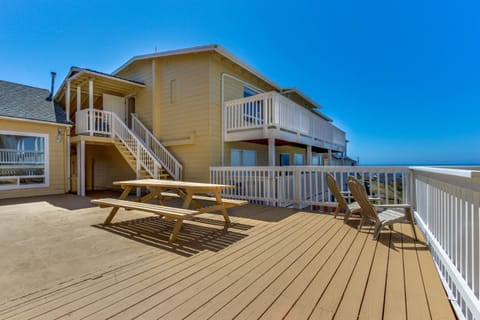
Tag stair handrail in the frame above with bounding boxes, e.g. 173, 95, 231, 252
130, 114, 182, 180
109, 111, 163, 179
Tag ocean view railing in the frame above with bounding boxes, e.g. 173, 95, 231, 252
210, 166, 412, 207
210, 165, 480, 320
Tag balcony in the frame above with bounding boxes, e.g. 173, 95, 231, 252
224, 91, 346, 152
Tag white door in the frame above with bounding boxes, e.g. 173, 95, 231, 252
103, 93, 126, 122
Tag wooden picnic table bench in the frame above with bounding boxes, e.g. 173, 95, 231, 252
159, 192, 248, 209
91, 198, 199, 243
91, 179, 248, 243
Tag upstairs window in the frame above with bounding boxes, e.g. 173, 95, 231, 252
0, 131, 48, 189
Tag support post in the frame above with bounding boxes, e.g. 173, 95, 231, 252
306, 145, 312, 165
66, 81, 71, 192
80, 140, 86, 196
76, 86, 81, 113
76, 142, 82, 196
268, 138, 276, 166
328, 149, 332, 165
88, 80, 94, 136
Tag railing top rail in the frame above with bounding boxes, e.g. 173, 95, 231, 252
410, 166, 480, 179
131, 114, 183, 176
210, 165, 412, 171
224, 91, 274, 105
110, 112, 160, 167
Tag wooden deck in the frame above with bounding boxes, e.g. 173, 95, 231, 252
0, 206, 455, 320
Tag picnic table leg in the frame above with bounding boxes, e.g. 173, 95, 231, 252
214, 191, 231, 225
169, 218, 184, 243
104, 186, 132, 224
181, 192, 194, 209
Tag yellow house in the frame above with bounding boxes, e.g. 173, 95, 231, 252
0, 80, 70, 200
54, 45, 349, 196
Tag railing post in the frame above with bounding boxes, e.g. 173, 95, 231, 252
136, 143, 141, 196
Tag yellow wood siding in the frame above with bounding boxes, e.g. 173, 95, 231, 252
115, 60, 153, 130
84, 145, 135, 191
0, 119, 67, 200
153, 53, 211, 182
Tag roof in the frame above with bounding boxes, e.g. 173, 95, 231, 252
0, 80, 68, 124
113, 44, 283, 91
54, 67, 145, 102
67, 67, 145, 86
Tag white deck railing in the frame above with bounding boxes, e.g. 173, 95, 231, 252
210, 166, 412, 207
131, 114, 182, 180
412, 167, 480, 320
224, 92, 346, 152
210, 165, 480, 320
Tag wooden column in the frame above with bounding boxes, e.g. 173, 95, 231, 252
88, 80, 94, 136
65, 81, 71, 192
77, 140, 86, 196
306, 145, 312, 165
268, 138, 276, 166
76, 86, 81, 113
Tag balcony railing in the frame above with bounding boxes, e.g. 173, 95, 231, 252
210, 165, 480, 320
224, 92, 346, 152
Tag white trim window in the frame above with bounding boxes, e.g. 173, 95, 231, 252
0, 130, 49, 189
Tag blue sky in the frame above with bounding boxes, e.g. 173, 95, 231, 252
1, 0, 478, 165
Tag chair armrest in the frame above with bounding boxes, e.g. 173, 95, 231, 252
375, 204, 411, 209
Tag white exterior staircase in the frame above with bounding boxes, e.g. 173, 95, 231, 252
76, 109, 182, 181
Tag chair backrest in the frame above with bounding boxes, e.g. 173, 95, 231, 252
326, 173, 349, 209
348, 177, 378, 221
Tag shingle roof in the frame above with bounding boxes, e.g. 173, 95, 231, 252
0, 80, 68, 124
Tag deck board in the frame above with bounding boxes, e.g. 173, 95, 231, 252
0, 207, 455, 320
383, 224, 407, 320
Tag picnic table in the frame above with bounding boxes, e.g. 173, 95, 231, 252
91, 179, 248, 242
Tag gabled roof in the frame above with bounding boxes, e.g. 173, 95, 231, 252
113, 44, 281, 91
54, 67, 145, 102
66, 67, 145, 86
0, 80, 68, 124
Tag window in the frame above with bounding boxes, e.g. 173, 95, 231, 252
293, 153, 305, 165
0, 131, 48, 189
312, 155, 321, 166
280, 153, 290, 166
231, 149, 257, 166
243, 87, 263, 125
